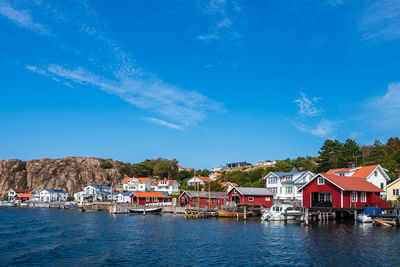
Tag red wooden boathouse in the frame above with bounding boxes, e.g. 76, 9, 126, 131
227, 186, 274, 207
179, 191, 225, 208
130, 192, 172, 205
299, 174, 389, 208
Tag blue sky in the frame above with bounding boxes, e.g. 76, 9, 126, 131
1, 0, 400, 169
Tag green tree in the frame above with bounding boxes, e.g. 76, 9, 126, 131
100, 160, 113, 169
386, 137, 400, 155
317, 139, 343, 172
274, 159, 294, 172
340, 139, 362, 167
364, 139, 386, 164
208, 181, 224, 192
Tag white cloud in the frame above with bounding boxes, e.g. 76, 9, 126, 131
5, 1, 225, 129
146, 118, 183, 131
0, 0, 48, 34
293, 119, 337, 139
294, 91, 321, 117
360, 0, 400, 41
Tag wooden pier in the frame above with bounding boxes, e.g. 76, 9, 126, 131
185, 207, 217, 218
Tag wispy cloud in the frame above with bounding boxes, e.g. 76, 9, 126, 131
146, 118, 183, 131
196, 0, 243, 43
294, 91, 321, 117
293, 119, 337, 139
3, 1, 225, 130
0, 0, 48, 34
360, 0, 400, 41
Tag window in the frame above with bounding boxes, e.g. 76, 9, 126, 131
280, 188, 282, 194
269, 187, 277, 195
380, 183, 384, 189
351, 192, 357, 202
146, 197, 150, 202
285, 187, 293, 194
265, 197, 271, 201
268, 177, 277, 184
361, 192, 366, 202
318, 177, 325, 185
248, 197, 254, 201
393, 189, 400, 196
374, 171, 378, 177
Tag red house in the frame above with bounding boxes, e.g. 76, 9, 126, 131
130, 192, 171, 205
179, 191, 225, 208
299, 173, 389, 208
227, 187, 274, 207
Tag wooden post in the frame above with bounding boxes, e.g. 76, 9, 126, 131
244, 205, 247, 220
354, 209, 357, 221
305, 207, 309, 224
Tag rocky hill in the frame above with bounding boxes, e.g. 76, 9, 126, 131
0, 157, 124, 198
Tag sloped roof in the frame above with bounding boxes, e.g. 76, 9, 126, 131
137, 178, 149, 183
313, 174, 384, 192
11, 188, 31, 194
132, 192, 169, 198
122, 177, 131, 183
43, 189, 68, 193
327, 165, 379, 178
220, 182, 238, 187
89, 185, 111, 191
181, 191, 226, 199
234, 187, 274, 196
118, 192, 134, 196
17, 193, 34, 198
157, 180, 177, 186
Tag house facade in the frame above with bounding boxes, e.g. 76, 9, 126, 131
7, 188, 32, 201
40, 189, 68, 202
117, 192, 134, 203
264, 169, 316, 201
74, 185, 115, 202
122, 177, 151, 192
327, 165, 390, 194
226, 161, 252, 168
130, 192, 172, 206
152, 178, 179, 195
386, 171, 400, 202
299, 174, 389, 208
179, 191, 226, 208
256, 160, 277, 167
227, 186, 274, 207
187, 175, 214, 186
14, 193, 34, 202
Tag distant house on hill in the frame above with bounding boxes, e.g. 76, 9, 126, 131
256, 160, 277, 167
212, 166, 223, 172
209, 173, 222, 180
327, 164, 390, 194
226, 162, 252, 168
264, 168, 316, 201
121, 177, 151, 192
187, 175, 215, 186
152, 178, 179, 195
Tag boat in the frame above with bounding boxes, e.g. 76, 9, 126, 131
261, 204, 298, 221
217, 209, 252, 218
0, 201, 16, 207
129, 207, 162, 214
356, 207, 381, 223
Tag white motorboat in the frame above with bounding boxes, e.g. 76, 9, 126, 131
0, 201, 16, 207
356, 207, 382, 223
356, 214, 372, 223
261, 204, 298, 221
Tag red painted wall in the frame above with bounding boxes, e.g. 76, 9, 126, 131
302, 177, 342, 208
227, 189, 273, 207
131, 196, 171, 205
302, 178, 389, 208
179, 192, 225, 208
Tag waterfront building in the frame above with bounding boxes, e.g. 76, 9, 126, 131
14, 193, 34, 202
40, 189, 68, 202
264, 168, 316, 201
385, 170, 400, 201
116, 191, 134, 203
327, 164, 390, 194
152, 178, 179, 195
121, 177, 151, 192
299, 173, 389, 208
227, 186, 274, 207
187, 175, 215, 186
7, 188, 32, 201
179, 191, 225, 208
256, 160, 277, 167
30, 190, 40, 201
74, 185, 115, 202
130, 192, 172, 205
225, 161, 252, 168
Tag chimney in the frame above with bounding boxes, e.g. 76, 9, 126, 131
348, 162, 356, 168
163, 177, 167, 181
395, 169, 399, 179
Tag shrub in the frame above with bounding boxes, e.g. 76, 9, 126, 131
100, 161, 113, 169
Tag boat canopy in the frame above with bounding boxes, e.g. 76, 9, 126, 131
361, 207, 382, 215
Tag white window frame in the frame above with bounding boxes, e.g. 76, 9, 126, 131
265, 197, 271, 201
146, 197, 150, 202
361, 192, 366, 203
393, 189, 400, 196
318, 177, 325, 185
285, 187, 293, 194
248, 197, 254, 202
351, 192, 357, 202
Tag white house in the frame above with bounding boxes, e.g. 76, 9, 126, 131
264, 168, 316, 201
256, 160, 277, 167
187, 175, 214, 186
74, 185, 115, 202
327, 164, 390, 195
7, 188, 32, 201
152, 179, 179, 195
40, 189, 68, 202
122, 177, 151, 192
117, 191, 134, 203
30, 190, 40, 201
212, 166, 223, 172
209, 173, 222, 180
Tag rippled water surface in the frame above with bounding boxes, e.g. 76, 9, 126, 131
0, 207, 399, 266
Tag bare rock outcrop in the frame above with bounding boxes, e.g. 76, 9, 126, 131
0, 157, 124, 198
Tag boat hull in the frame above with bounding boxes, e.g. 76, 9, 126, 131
217, 210, 252, 217
129, 207, 162, 214
356, 214, 372, 223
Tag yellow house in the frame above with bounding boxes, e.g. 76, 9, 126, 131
386, 177, 400, 201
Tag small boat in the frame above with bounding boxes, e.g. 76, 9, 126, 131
261, 204, 298, 221
129, 207, 162, 214
372, 218, 397, 226
357, 207, 382, 223
0, 201, 16, 207
217, 209, 252, 218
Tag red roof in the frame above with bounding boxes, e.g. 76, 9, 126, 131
12, 188, 31, 194
122, 177, 149, 183
157, 180, 177, 186
122, 177, 131, 183
197, 176, 214, 182
319, 174, 384, 192
220, 182, 238, 187
327, 165, 379, 179
17, 193, 34, 198
133, 192, 169, 198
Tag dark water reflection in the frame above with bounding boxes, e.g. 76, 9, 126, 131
0, 208, 399, 266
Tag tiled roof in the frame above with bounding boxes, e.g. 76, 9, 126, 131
220, 182, 238, 187
11, 188, 31, 194
43, 189, 68, 193
133, 192, 169, 198
182, 191, 226, 199
17, 193, 34, 198
233, 187, 274, 196
197, 176, 214, 182
122, 177, 131, 183
320, 174, 384, 192
327, 165, 379, 179
137, 178, 149, 183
